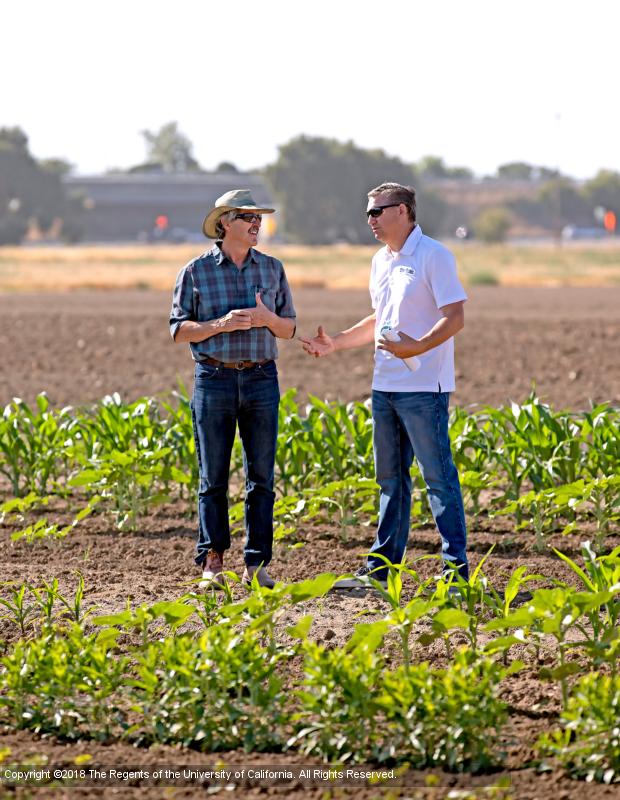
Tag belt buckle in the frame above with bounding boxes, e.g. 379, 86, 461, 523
235, 360, 245, 371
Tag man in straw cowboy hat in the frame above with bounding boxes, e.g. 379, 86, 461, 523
170, 189, 296, 589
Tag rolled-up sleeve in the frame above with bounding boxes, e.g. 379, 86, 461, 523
274, 261, 296, 320
169, 264, 195, 340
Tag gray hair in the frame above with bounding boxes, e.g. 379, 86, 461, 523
215, 210, 237, 239
368, 182, 417, 223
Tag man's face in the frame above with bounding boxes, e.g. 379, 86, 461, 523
224, 212, 262, 247
366, 196, 406, 243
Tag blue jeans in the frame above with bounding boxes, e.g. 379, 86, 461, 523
368, 390, 468, 581
191, 360, 280, 568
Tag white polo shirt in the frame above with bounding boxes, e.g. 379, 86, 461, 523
369, 225, 467, 393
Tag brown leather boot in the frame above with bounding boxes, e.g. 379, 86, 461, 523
199, 550, 225, 590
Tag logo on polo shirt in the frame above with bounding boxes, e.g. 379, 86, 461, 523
397, 265, 416, 277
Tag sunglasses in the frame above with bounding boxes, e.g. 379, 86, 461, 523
366, 203, 402, 219
234, 212, 262, 223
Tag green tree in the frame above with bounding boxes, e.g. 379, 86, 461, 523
497, 161, 536, 180
265, 136, 447, 243
0, 127, 75, 244
39, 158, 74, 177
537, 178, 594, 229
215, 161, 239, 173
417, 155, 473, 180
140, 121, 201, 172
496, 163, 561, 182
536, 166, 561, 180
417, 155, 449, 178
417, 188, 450, 236
473, 207, 512, 243
583, 169, 620, 214
509, 178, 595, 232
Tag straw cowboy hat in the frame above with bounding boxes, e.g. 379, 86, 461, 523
202, 189, 275, 238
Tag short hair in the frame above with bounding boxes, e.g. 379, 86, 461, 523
215, 210, 237, 239
368, 182, 417, 223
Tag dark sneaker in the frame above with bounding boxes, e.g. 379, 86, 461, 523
242, 565, 276, 589
333, 565, 387, 590
199, 550, 225, 590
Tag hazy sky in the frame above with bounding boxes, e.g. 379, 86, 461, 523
3, 0, 618, 178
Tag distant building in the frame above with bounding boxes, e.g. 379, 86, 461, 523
63, 171, 274, 242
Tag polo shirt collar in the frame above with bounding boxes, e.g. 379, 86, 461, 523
388, 224, 422, 258
212, 242, 259, 267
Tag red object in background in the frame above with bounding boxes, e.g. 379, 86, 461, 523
604, 211, 616, 233
155, 215, 169, 230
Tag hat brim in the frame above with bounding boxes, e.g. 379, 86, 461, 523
202, 204, 275, 238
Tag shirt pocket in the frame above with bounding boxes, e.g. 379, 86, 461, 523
255, 286, 277, 312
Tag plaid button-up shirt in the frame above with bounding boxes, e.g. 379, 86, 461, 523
170, 243, 296, 363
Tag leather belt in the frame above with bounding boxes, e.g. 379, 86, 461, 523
204, 356, 271, 370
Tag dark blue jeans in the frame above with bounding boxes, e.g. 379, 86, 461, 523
368, 390, 468, 581
191, 360, 280, 568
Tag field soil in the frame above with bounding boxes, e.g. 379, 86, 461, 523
1, 286, 619, 799
1, 517, 619, 800
1, 286, 619, 410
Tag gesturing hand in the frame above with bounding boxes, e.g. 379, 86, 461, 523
299, 325, 336, 358
250, 292, 273, 328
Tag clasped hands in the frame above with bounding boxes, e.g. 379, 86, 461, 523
221, 292, 273, 332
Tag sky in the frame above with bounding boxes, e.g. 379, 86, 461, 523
3, 0, 619, 179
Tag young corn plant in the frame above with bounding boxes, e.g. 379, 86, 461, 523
537, 671, 620, 783
436, 547, 523, 656
483, 404, 536, 516
0, 395, 76, 496
55, 574, 96, 626
69, 447, 179, 530
128, 625, 289, 751
0, 584, 37, 638
300, 477, 378, 537
582, 402, 620, 479
94, 599, 196, 646
0, 625, 128, 741
553, 543, 620, 674
275, 390, 320, 494
289, 620, 387, 762
0, 492, 50, 523
375, 649, 519, 771
486, 584, 613, 707
8, 495, 101, 544
494, 488, 562, 552
29, 578, 59, 631
370, 560, 436, 670
160, 385, 198, 500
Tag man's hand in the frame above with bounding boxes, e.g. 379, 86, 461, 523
299, 325, 336, 357
250, 292, 274, 328
377, 331, 424, 358
377, 302, 465, 357
217, 308, 252, 332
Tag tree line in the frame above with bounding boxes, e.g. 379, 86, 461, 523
1, 122, 619, 244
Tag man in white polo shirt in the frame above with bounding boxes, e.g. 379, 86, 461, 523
300, 182, 468, 589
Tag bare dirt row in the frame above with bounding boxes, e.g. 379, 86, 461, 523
1, 286, 619, 411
